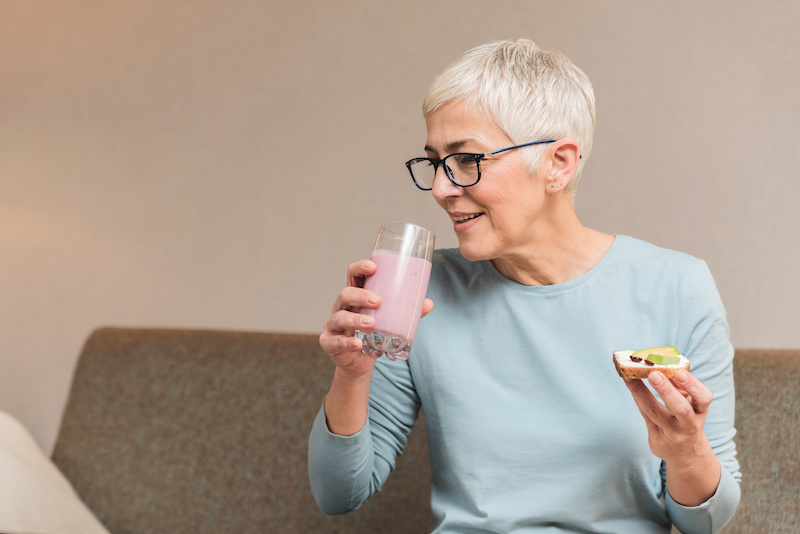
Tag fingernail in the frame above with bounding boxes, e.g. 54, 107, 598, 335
675, 370, 689, 383
367, 294, 380, 304
648, 372, 664, 385
361, 315, 374, 326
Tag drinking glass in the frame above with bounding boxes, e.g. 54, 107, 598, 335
355, 221, 435, 361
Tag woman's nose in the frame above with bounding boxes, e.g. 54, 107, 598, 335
431, 165, 463, 200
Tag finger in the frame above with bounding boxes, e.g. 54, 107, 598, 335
647, 371, 699, 426
319, 329, 363, 355
623, 382, 668, 440
347, 259, 377, 287
330, 286, 382, 314
624, 377, 671, 425
639, 409, 662, 439
320, 308, 375, 357
670, 370, 713, 415
324, 308, 375, 336
421, 298, 434, 318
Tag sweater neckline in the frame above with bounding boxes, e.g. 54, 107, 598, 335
479, 234, 624, 293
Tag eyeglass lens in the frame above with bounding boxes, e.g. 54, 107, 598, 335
409, 154, 480, 190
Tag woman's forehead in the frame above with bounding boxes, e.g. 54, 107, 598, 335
424, 101, 507, 153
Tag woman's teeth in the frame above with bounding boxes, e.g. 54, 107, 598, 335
454, 213, 483, 223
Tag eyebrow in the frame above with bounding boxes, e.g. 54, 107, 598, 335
423, 139, 473, 155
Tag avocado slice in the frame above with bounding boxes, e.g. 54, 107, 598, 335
645, 353, 681, 365
631, 346, 680, 361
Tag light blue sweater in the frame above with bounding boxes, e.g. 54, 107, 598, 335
309, 235, 741, 533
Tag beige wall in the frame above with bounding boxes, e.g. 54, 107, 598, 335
2, 0, 798, 453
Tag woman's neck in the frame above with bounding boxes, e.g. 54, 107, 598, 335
490, 213, 614, 286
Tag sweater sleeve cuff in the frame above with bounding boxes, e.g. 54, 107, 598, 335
665, 467, 741, 534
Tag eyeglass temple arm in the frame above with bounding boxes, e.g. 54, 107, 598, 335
489, 140, 581, 159
489, 140, 556, 155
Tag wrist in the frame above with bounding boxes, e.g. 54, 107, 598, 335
665, 441, 721, 506
324, 366, 373, 436
664, 436, 716, 473
334, 361, 375, 384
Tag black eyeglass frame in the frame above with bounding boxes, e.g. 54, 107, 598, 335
405, 139, 558, 191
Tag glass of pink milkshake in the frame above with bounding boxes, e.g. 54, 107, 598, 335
356, 221, 435, 361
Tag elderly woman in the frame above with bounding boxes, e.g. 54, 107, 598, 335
309, 39, 740, 533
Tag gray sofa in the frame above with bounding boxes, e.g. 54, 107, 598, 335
51, 327, 799, 533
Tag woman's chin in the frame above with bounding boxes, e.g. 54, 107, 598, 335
456, 242, 492, 263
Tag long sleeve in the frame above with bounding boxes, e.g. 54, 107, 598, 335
308, 357, 422, 515
664, 260, 741, 533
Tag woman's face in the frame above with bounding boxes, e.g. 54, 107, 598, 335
425, 100, 552, 263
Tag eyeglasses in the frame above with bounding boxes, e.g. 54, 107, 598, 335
405, 140, 556, 191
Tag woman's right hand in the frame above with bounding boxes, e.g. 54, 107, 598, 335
319, 259, 383, 378
319, 258, 435, 378
320, 258, 434, 435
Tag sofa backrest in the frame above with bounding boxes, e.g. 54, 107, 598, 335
52, 328, 435, 534
52, 329, 799, 533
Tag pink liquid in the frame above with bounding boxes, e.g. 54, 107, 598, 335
362, 251, 432, 344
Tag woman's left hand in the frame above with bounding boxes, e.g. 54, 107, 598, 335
624, 369, 721, 506
625, 369, 711, 461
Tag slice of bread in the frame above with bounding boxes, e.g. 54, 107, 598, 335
613, 350, 690, 379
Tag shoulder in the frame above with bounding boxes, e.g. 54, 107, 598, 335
610, 235, 716, 284
605, 235, 722, 304
612, 235, 704, 270
615, 235, 724, 310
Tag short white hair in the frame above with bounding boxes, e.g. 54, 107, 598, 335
423, 39, 596, 195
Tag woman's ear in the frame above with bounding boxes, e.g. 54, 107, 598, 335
546, 138, 580, 193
